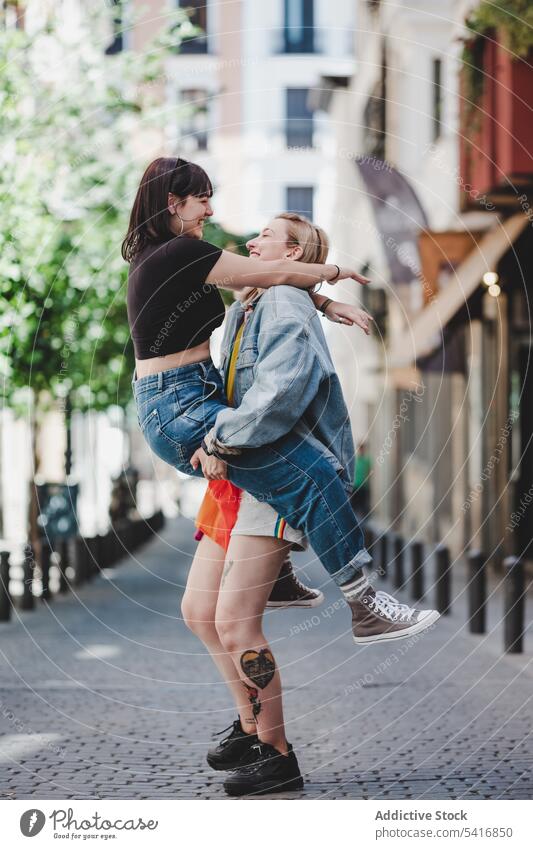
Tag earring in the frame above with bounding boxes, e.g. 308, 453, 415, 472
171, 208, 184, 236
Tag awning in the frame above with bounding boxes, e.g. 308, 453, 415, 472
356, 156, 429, 285
389, 212, 529, 367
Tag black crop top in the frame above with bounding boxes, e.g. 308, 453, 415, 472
127, 235, 224, 359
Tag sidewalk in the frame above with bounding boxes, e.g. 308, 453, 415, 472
1, 515, 532, 800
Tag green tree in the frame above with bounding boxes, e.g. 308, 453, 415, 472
0, 2, 189, 538
0, 2, 188, 416
203, 221, 255, 306
462, 0, 533, 113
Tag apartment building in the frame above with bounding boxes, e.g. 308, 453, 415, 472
130, 0, 355, 233
322, 0, 533, 567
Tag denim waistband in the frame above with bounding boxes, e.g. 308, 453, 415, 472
131, 358, 215, 398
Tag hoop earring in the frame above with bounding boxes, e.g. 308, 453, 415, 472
175, 213, 184, 236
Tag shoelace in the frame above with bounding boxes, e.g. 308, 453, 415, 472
377, 591, 414, 614
366, 591, 416, 623
291, 572, 311, 594
214, 721, 239, 741
281, 560, 311, 595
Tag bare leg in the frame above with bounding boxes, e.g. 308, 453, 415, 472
181, 535, 254, 734
215, 535, 292, 755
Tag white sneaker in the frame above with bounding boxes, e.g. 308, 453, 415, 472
348, 587, 440, 644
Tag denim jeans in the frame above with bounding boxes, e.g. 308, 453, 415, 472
132, 359, 371, 585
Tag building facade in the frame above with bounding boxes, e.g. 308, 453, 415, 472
131, 0, 355, 233
323, 0, 533, 568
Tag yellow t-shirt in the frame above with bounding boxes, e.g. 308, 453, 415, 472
221, 305, 291, 540
224, 320, 245, 407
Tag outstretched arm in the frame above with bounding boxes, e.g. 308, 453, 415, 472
309, 292, 374, 335
206, 250, 370, 292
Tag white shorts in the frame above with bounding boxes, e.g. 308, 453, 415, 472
232, 492, 308, 551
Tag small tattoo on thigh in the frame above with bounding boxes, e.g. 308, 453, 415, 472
221, 558, 234, 588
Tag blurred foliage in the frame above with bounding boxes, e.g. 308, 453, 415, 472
462, 0, 533, 117
203, 221, 255, 306
0, 1, 245, 416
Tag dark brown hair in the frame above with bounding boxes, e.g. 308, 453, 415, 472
122, 157, 213, 262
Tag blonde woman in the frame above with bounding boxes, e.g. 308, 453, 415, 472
183, 214, 439, 796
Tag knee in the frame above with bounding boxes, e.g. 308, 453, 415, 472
181, 594, 218, 642
215, 615, 255, 655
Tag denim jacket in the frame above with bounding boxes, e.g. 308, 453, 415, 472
212, 286, 355, 493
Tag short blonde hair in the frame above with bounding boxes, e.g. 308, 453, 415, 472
276, 212, 329, 264
244, 212, 329, 304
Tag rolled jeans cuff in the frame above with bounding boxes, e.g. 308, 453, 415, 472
331, 548, 372, 587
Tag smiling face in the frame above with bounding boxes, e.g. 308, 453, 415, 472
168, 192, 214, 239
246, 218, 302, 261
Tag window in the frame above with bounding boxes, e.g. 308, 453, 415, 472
286, 88, 314, 148
432, 57, 443, 142
105, 0, 125, 55
362, 41, 387, 158
178, 1, 208, 54
1, 0, 24, 29
180, 89, 209, 151
286, 187, 314, 220
284, 0, 314, 53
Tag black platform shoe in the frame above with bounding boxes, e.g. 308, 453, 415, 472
223, 741, 304, 796
206, 719, 258, 771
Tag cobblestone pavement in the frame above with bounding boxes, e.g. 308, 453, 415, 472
1, 515, 532, 800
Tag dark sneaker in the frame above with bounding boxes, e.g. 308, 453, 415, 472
223, 741, 304, 797
266, 555, 324, 608
206, 719, 258, 771
348, 587, 440, 644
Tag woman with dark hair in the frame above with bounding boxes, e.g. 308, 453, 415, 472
126, 157, 435, 647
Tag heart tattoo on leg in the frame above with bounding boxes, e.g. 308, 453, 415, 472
240, 649, 276, 690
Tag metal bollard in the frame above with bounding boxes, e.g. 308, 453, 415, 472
95, 534, 106, 571
467, 549, 487, 634
117, 524, 128, 561
410, 541, 424, 600
503, 556, 525, 654
57, 540, 70, 593
388, 532, 397, 586
85, 536, 98, 580
109, 531, 118, 566
73, 536, 87, 586
103, 531, 115, 568
365, 523, 376, 578
392, 533, 404, 589
0, 550, 11, 621
379, 531, 388, 580
20, 544, 35, 611
40, 541, 52, 600
435, 545, 451, 615
365, 522, 375, 553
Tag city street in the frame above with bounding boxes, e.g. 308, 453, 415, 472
1, 513, 532, 800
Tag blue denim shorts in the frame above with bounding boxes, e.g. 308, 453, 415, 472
131, 359, 227, 472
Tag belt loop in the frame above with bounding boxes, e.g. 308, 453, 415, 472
157, 372, 163, 390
